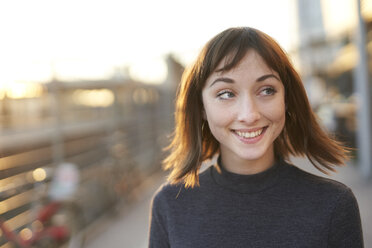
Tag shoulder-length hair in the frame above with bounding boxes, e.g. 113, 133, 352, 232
163, 27, 349, 188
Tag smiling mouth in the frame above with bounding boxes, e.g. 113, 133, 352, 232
234, 127, 267, 139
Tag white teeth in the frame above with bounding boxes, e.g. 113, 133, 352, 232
236, 129, 263, 138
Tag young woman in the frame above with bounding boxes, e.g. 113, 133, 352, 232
149, 27, 363, 247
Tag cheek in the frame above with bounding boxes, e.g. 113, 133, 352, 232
204, 103, 233, 128
272, 106, 286, 123
263, 99, 286, 126
275, 113, 286, 135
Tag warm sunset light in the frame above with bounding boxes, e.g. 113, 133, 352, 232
32, 168, 47, 182
0, 0, 297, 85
129, 58, 168, 84
4, 82, 43, 99
72, 89, 114, 107
1, 1, 371, 247
19, 228, 33, 240
0, 88, 5, 100
321, 0, 358, 37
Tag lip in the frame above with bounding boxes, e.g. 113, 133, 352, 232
232, 126, 268, 144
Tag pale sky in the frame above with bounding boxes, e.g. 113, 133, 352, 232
0, 0, 298, 84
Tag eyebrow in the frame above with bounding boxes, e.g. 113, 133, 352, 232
209, 73, 280, 88
257, 74, 280, 82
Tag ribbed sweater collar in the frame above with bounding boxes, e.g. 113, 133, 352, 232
210, 156, 286, 194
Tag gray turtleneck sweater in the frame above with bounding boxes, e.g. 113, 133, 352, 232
149, 159, 364, 248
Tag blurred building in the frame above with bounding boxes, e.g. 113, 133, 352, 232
295, 0, 372, 177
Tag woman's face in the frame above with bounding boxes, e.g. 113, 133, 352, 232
201, 49, 285, 173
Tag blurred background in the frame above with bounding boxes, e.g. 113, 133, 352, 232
0, 0, 372, 247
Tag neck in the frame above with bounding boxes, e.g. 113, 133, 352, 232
220, 149, 275, 175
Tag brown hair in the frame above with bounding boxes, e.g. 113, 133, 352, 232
164, 27, 349, 188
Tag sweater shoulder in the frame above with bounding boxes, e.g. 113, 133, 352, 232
152, 182, 182, 206
283, 162, 353, 196
152, 167, 213, 204
279, 163, 359, 215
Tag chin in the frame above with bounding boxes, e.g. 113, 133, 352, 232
236, 144, 274, 162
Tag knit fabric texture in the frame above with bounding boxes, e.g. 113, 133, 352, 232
149, 159, 364, 248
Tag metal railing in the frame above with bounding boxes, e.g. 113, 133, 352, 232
0, 79, 175, 248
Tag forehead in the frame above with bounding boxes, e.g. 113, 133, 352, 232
212, 50, 277, 78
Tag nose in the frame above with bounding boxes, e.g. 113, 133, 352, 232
236, 96, 261, 124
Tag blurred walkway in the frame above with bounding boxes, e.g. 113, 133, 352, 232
84, 171, 166, 248
86, 158, 372, 248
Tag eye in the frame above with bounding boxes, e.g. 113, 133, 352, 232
260, 87, 277, 96
217, 90, 235, 100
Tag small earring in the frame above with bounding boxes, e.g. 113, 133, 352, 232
201, 121, 205, 133
286, 110, 296, 122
